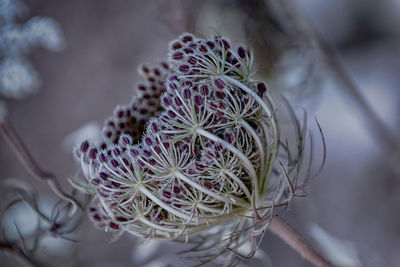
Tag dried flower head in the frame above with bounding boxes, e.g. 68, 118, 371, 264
72, 33, 318, 262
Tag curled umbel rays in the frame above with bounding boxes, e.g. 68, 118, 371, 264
72, 34, 311, 258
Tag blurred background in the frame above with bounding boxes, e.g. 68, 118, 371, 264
0, 0, 399, 266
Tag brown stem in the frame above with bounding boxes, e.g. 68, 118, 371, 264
269, 218, 333, 267
0, 242, 45, 267
0, 120, 81, 214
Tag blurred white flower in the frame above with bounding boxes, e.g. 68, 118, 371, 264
0, 24, 28, 54
0, 0, 27, 23
24, 17, 65, 51
0, 57, 40, 98
0, 0, 65, 99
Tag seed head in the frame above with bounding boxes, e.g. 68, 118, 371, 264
72, 33, 316, 260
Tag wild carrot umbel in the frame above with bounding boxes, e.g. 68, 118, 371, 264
71, 33, 325, 262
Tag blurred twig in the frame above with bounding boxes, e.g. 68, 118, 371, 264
0, 119, 82, 214
269, 218, 332, 267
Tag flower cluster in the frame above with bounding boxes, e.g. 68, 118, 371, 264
0, 0, 64, 99
73, 33, 307, 256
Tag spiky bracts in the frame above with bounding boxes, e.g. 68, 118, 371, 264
72, 33, 307, 249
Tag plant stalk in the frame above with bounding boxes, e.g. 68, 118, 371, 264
269, 217, 332, 267
0, 120, 81, 214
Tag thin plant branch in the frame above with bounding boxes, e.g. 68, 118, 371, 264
0, 119, 82, 214
269, 217, 332, 267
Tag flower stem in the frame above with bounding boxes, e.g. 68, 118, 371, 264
0, 119, 82, 214
269, 217, 332, 267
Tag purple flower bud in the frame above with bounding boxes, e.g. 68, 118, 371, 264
161, 62, 169, 69
177, 108, 185, 116
214, 78, 226, 90
172, 51, 184, 60
162, 96, 172, 106
144, 137, 153, 146
113, 147, 121, 156
167, 110, 176, 118
116, 216, 128, 222
187, 56, 197, 65
174, 96, 183, 106
243, 95, 250, 105
154, 146, 161, 154
143, 150, 152, 158
257, 82, 267, 95
116, 109, 124, 118
99, 172, 109, 180
206, 41, 215, 49
224, 132, 233, 143
199, 44, 208, 53
105, 131, 112, 138
183, 88, 191, 99
80, 140, 89, 153
195, 162, 205, 171
183, 47, 194, 54
154, 212, 164, 224
140, 65, 150, 74
122, 158, 130, 166
168, 82, 178, 90
179, 64, 190, 73
151, 122, 159, 133
91, 178, 101, 185
181, 34, 193, 43
163, 142, 170, 149
89, 148, 97, 159
219, 117, 228, 123
182, 144, 189, 152
237, 46, 246, 58
200, 84, 209, 96
163, 190, 172, 198
109, 222, 119, 230
216, 91, 226, 99
138, 84, 146, 91
204, 181, 213, 189
171, 41, 182, 50
220, 39, 230, 49
168, 75, 178, 81
173, 186, 181, 195
194, 95, 203, 106
99, 152, 107, 163
93, 214, 101, 221
111, 159, 119, 168
183, 80, 193, 87
137, 159, 145, 167
120, 135, 132, 146
130, 148, 139, 157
